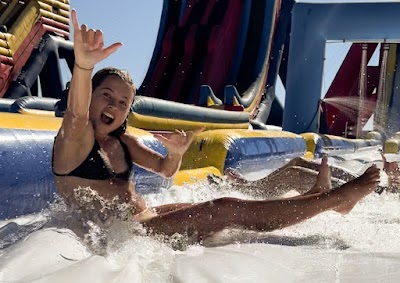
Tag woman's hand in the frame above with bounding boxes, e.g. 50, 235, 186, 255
153, 127, 205, 157
71, 9, 122, 69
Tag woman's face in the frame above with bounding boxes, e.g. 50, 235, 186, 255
89, 75, 134, 135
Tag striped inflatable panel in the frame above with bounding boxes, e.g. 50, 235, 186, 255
183, 129, 306, 179
301, 133, 382, 158
0, 113, 169, 219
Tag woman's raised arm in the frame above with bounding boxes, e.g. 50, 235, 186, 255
65, 9, 122, 125
53, 10, 123, 173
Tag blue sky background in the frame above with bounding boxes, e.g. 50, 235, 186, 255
67, 1, 163, 86
67, 0, 379, 115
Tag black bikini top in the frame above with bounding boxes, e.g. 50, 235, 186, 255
52, 137, 134, 180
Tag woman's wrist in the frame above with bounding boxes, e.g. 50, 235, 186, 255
74, 62, 94, 71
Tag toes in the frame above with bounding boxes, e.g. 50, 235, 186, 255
321, 155, 328, 166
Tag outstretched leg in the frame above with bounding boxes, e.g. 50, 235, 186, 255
152, 157, 332, 216
304, 155, 332, 195
222, 156, 355, 197
269, 156, 355, 182
264, 156, 333, 196
153, 203, 193, 214
143, 165, 380, 240
228, 156, 340, 198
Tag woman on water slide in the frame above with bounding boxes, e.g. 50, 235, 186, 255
52, 9, 380, 242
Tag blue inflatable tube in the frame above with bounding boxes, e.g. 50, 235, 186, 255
0, 127, 169, 220
301, 133, 382, 159
0, 129, 56, 219
225, 136, 306, 178
182, 129, 307, 180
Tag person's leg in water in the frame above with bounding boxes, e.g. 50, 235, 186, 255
270, 156, 356, 181
219, 156, 349, 197
142, 164, 380, 241
153, 156, 335, 215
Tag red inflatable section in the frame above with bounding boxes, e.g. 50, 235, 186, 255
322, 43, 379, 136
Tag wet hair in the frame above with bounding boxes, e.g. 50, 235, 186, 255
92, 67, 136, 137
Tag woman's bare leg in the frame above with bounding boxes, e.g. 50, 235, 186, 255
153, 159, 331, 215
304, 155, 332, 194
241, 156, 335, 196
153, 203, 193, 214
223, 156, 356, 197
268, 166, 319, 194
269, 156, 355, 182
272, 156, 320, 173
142, 165, 380, 239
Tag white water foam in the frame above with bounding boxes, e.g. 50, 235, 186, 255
1, 149, 400, 282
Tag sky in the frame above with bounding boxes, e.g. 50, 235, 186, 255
67, 1, 163, 86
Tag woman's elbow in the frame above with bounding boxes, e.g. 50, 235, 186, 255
159, 168, 177, 179
153, 156, 181, 178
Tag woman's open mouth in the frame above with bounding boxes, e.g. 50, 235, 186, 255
101, 112, 115, 125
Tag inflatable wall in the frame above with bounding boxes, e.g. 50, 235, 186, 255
0, 110, 308, 220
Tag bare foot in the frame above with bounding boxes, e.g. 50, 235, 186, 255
332, 165, 380, 215
306, 156, 332, 195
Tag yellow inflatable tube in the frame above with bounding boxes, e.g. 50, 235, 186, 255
173, 166, 221, 186
128, 112, 249, 132
384, 139, 400, 154
301, 132, 381, 158
383, 132, 400, 154
0, 111, 215, 185
183, 129, 304, 173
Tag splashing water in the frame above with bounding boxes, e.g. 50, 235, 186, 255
322, 96, 376, 120
1, 150, 400, 282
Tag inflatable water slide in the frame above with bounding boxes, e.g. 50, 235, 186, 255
132, 0, 291, 131
0, 0, 383, 220
0, 0, 310, 220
